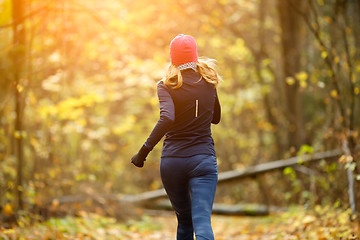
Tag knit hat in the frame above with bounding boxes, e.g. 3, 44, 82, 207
170, 34, 198, 66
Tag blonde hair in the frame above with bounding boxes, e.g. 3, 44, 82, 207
161, 57, 222, 89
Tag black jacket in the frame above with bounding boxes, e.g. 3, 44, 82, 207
143, 69, 221, 158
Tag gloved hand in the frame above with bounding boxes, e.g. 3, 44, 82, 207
131, 153, 146, 168
131, 145, 151, 168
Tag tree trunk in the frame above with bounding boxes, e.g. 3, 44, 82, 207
12, 0, 26, 210
277, 0, 305, 152
352, 0, 360, 59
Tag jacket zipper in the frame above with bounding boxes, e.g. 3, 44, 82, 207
195, 99, 198, 117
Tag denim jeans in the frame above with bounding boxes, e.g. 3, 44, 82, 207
160, 154, 218, 240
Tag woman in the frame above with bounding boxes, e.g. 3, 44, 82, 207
131, 34, 221, 240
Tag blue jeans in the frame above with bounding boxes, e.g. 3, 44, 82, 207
160, 154, 218, 240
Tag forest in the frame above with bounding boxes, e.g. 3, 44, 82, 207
0, 0, 360, 239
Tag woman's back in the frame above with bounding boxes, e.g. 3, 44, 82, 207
160, 69, 218, 158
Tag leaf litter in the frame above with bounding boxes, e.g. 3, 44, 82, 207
1, 206, 359, 240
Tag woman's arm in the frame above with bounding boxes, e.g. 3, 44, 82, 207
144, 82, 175, 149
131, 82, 175, 167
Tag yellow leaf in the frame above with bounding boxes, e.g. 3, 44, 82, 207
13, 130, 26, 139
295, 71, 308, 82
299, 80, 307, 88
3, 203, 13, 217
330, 90, 338, 98
324, 16, 332, 24
355, 87, 359, 95
302, 215, 316, 224
14, 130, 21, 139
49, 169, 56, 178
286, 77, 295, 85
295, 72, 308, 88
3, 229, 14, 234
150, 181, 161, 190
321, 51, 328, 59
16, 84, 24, 93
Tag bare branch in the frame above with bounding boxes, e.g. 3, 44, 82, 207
338, 5, 356, 132
342, 139, 356, 215
286, 0, 346, 129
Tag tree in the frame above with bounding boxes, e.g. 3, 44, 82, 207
277, 0, 306, 152
11, 0, 26, 210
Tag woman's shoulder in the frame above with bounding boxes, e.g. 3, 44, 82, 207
157, 78, 177, 89
157, 79, 172, 92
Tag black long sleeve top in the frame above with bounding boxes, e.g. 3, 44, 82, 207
143, 69, 221, 158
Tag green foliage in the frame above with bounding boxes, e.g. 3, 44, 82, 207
298, 145, 314, 155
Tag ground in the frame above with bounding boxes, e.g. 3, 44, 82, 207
1, 206, 359, 239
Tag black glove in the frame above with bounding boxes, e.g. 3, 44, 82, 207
131, 145, 151, 168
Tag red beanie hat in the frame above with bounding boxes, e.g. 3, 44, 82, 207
170, 34, 198, 66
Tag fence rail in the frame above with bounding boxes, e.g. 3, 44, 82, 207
119, 148, 342, 203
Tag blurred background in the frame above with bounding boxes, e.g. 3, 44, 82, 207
0, 0, 359, 221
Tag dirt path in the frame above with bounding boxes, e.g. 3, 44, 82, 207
134, 208, 360, 240
137, 214, 278, 240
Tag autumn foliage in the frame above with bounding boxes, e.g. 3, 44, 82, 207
0, 0, 360, 237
